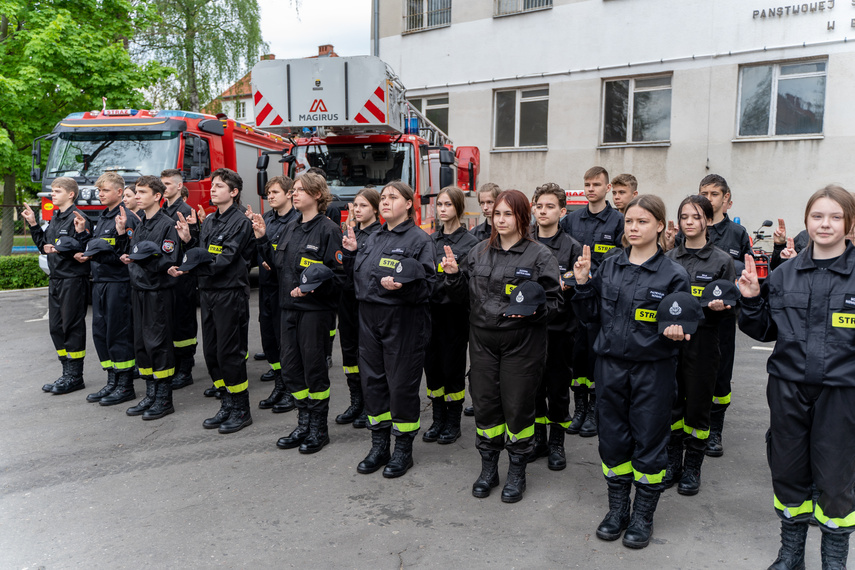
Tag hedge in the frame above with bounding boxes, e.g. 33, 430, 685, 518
0, 254, 49, 290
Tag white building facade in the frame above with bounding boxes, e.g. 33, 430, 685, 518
375, 0, 855, 233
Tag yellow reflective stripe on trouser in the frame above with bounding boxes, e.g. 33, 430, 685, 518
57, 349, 67, 357
67, 350, 85, 359
270, 362, 281, 371
153, 368, 175, 379
343, 365, 359, 374
603, 461, 634, 478
393, 420, 420, 433
671, 419, 684, 432
291, 389, 309, 400
113, 359, 135, 370
506, 424, 535, 443
308, 388, 330, 400
426, 387, 445, 398
213, 379, 225, 389
100, 360, 113, 369
444, 390, 465, 402
139, 367, 154, 376
227, 381, 249, 394
572, 376, 593, 388
535, 416, 549, 425
634, 467, 666, 485
684, 424, 710, 439
712, 393, 732, 405
173, 337, 197, 348
551, 419, 571, 428
774, 495, 814, 519
476, 423, 506, 439
814, 502, 855, 529
368, 411, 392, 426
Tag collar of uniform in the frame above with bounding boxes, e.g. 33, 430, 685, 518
673, 239, 714, 260
164, 197, 185, 215
142, 208, 165, 227
434, 225, 469, 244
580, 201, 614, 220
532, 227, 562, 250
383, 218, 415, 234
357, 220, 381, 237
54, 206, 75, 220
710, 214, 732, 234
490, 236, 531, 253
213, 203, 240, 222
295, 212, 324, 232
101, 204, 122, 219
795, 242, 855, 274
615, 246, 666, 271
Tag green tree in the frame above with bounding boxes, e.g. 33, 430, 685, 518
0, 0, 171, 256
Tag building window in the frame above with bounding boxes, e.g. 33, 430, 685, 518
404, 0, 451, 33
494, 0, 552, 17
235, 101, 246, 120
408, 96, 449, 134
602, 75, 671, 145
493, 87, 548, 149
737, 60, 826, 137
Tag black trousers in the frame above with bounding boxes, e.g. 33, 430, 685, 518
536, 329, 573, 426
280, 309, 334, 413
767, 378, 855, 534
259, 285, 281, 370
358, 302, 430, 435
597, 355, 677, 491
48, 276, 88, 362
712, 314, 737, 410
92, 281, 135, 371
672, 324, 720, 450
172, 273, 198, 359
469, 325, 547, 455
338, 290, 360, 385
571, 323, 596, 395
132, 288, 175, 380
200, 288, 249, 393
424, 302, 469, 402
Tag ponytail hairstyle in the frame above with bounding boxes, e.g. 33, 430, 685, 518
381, 180, 416, 219
677, 194, 714, 239
488, 189, 533, 249
622, 194, 668, 249
437, 185, 466, 223
354, 187, 381, 219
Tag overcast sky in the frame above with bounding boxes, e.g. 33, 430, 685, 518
257, 0, 373, 60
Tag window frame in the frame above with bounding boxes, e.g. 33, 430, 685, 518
492, 85, 549, 151
599, 74, 673, 148
235, 100, 246, 120
493, 0, 552, 18
403, 0, 452, 34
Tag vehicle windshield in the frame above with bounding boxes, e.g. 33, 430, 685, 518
46, 131, 181, 180
292, 142, 414, 199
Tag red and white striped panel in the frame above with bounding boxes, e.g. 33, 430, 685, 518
253, 89, 283, 127
354, 85, 386, 124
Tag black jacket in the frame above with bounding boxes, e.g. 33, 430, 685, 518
676, 214, 750, 262
739, 243, 855, 388
162, 198, 200, 241
190, 204, 254, 292
572, 248, 691, 361
29, 205, 90, 279
258, 213, 345, 312
470, 220, 492, 243
431, 225, 479, 305
559, 202, 624, 271
126, 209, 180, 291
666, 240, 737, 325
343, 218, 435, 306
82, 203, 138, 283
770, 229, 810, 271
446, 237, 561, 330
258, 207, 298, 288
534, 227, 583, 333
342, 220, 382, 294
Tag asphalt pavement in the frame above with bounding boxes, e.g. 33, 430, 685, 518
0, 287, 843, 569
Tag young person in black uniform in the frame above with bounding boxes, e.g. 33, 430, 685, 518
342, 181, 435, 478
529, 183, 582, 471
561, 166, 625, 438
422, 186, 479, 446
160, 169, 200, 391
119, 176, 180, 419
444, 189, 561, 503
334, 187, 382, 429
23, 177, 91, 394
253, 172, 345, 454
739, 186, 855, 570
256, 176, 299, 413
572, 194, 690, 549
470, 182, 501, 242
663, 195, 735, 495
74, 172, 139, 405
171, 168, 254, 434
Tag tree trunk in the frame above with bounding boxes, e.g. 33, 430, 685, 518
185, 8, 199, 112
0, 174, 16, 257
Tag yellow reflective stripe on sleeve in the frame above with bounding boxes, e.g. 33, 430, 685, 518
535, 416, 549, 425
291, 389, 309, 400
671, 419, 684, 432
633, 467, 666, 485
814, 502, 855, 529
113, 359, 136, 370
426, 387, 445, 398
602, 461, 634, 478
444, 390, 465, 402
213, 379, 226, 389
712, 393, 732, 405
571, 377, 592, 388
368, 411, 392, 426
476, 423, 506, 439
173, 337, 197, 348
691, 286, 705, 297
139, 367, 154, 376
270, 362, 281, 371
153, 368, 175, 379
300, 257, 323, 268
343, 365, 359, 374
775, 496, 815, 519
393, 420, 421, 433
506, 424, 535, 443
594, 243, 615, 253
684, 424, 710, 439
308, 389, 330, 400
635, 309, 657, 322
100, 360, 114, 369
227, 381, 249, 394
57, 349, 68, 357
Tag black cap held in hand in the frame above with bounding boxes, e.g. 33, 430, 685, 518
177, 248, 215, 272
83, 238, 113, 257
700, 279, 740, 307
657, 291, 703, 335
54, 236, 84, 253
505, 280, 546, 317
300, 263, 335, 293
128, 240, 161, 260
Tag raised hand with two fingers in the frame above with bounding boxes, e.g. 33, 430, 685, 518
738, 253, 761, 298
342, 226, 357, 252
440, 245, 458, 274
574, 245, 592, 286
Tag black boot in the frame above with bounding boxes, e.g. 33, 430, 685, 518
272, 391, 296, 413
86, 369, 118, 402
43, 359, 69, 392
678, 447, 705, 496
100, 370, 136, 406
219, 390, 253, 434
127, 379, 156, 416
259, 368, 277, 382
277, 409, 310, 449
529, 423, 549, 462
142, 380, 175, 420
171, 356, 194, 390
547, 424, 567, 471
472, 449, 501, 498
768, 520, 808, 570
566, 392, 588, 435
383, 432, 415, 478
203, 384, 222, 398
335, 378, 364, 424
258, 372, 289, 409
203, 392, 232, 429
596, 479, 632, 541
501, 452, 527, 503
580, 392, 598, 437
422, 399, 446, 443
52, 358, 85, 395
820, 531, 849, 570
352, 410, 368, 429
299, 410, 330, 453
438, 400, 463, 444
706, 408, 726, 457
463, 405, 475, 417
663, 433, 684, 489
622, 486, 661, 549
357, 427, 392, 474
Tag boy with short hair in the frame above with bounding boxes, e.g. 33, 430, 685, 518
611, 174, 638, 214
22, 177, 91, 394
470, 182, 501, 242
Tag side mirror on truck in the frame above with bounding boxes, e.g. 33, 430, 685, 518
257, 154, 270, 197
